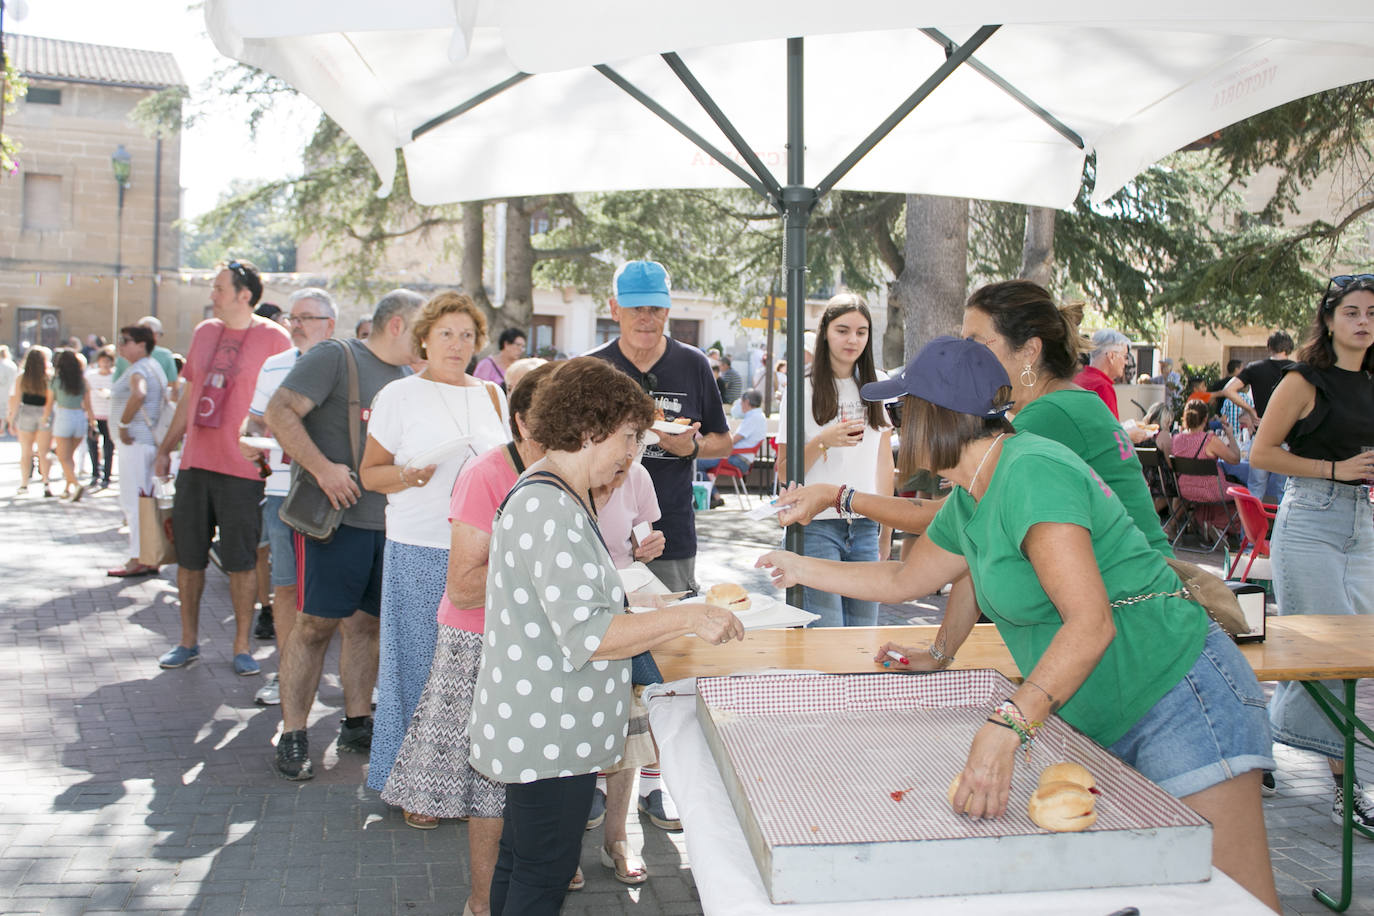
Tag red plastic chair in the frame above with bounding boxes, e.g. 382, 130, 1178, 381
1226, 485, 1276, 581
708, 442, 764, 508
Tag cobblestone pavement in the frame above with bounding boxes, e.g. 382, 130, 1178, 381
2, 437, 1374, 914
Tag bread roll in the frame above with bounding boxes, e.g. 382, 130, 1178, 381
1038, 762, 1095, 791
705, 583, 751, 611
946, 773, 972, 813
1027, 781, 1097, 832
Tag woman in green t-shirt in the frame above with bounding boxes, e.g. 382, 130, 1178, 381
758, 336, 1279, 911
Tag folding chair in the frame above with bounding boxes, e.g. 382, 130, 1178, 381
1135, 448, 1184, 540
1225, 485, 1277, 581
706, 442, 763, 509
1170, 454, 1240, 552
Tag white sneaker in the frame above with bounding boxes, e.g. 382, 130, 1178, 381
372, 686, 379, 709
254, 673, 281, 706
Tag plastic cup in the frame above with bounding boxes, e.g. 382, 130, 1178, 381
840, 404, 865, 443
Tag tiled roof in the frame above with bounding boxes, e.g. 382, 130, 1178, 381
9, 34, 185, 89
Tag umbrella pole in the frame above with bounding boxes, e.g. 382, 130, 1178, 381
783, 37, 815, 608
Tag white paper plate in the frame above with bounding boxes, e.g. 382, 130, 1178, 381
652, 420, 695, 435
240, 435, 280, 451
690, 592, 822, 631
618, 564, 660, 593
405, 436, 473, 470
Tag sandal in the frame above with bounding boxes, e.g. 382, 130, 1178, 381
567, 866, 585, 892
107, 563, 157, 578
403, 810, 438, 830
600, 840, 648, 885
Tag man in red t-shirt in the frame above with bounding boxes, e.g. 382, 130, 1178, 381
1075, 328, 1131, 419
153, 260, 291, 675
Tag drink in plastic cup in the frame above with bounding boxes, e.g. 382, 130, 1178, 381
840, 404, 865, 442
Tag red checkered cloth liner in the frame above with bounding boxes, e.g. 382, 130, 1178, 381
697, 671, 1205, 848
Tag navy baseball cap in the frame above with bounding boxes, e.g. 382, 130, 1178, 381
614, 260, 672, 309
860, 336, 1013, 417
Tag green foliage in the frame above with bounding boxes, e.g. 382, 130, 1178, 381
2, 59, 27, 174
182, 178, 297, 271
130, 86, 191, 140
537, 188, 903, 317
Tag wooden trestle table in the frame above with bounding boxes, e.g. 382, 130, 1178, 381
654, 615, 1374, 913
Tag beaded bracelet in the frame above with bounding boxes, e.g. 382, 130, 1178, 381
833, 485, 847, 516
992, 699, 1041, 761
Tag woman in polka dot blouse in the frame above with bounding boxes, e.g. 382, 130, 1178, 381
468, 358, 744, 915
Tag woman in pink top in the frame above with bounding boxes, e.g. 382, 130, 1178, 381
1166, 399, 1241, 539
381, 361, 556, 916
472, 327, 528, 391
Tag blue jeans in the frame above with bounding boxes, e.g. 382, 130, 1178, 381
1246, 465, 1286, 503
795, 517, 880, 627
1268, 477, 1374, 758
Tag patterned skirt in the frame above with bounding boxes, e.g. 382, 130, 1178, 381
367, 540, 444, 792
381, 625, 507, 818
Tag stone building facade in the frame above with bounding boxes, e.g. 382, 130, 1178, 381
1, 34, 184, 353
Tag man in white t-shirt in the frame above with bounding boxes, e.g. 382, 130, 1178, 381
239, 288, 337, 705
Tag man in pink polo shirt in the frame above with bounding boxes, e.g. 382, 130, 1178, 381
153, 260, 291, 675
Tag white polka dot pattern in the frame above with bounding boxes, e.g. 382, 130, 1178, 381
467, 478, 632, 785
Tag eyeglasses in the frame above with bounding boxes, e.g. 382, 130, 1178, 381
226, 260, 249, 278
118, 337, 133, 345
1323, 274, 1374, 309
286, 315, 331, 326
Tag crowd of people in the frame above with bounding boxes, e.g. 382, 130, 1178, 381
7, 254, 1372, 915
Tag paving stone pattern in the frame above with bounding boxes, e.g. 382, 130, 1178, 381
2, 437, 1373, 914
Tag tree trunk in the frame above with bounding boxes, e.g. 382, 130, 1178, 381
498, 197, 536, 339
1018, 205, 1056, 287
460, 200, 492, 314
885, 194, 969, 369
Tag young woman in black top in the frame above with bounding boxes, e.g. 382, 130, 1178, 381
6, 347, 54, 496
1251, 273, 1374, 826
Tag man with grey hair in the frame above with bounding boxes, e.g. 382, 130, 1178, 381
264, 288, 423, 779
1075, 328, 1132, 419
239, 287, 338, 703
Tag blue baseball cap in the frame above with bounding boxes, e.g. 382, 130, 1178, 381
860, 336, 1013, 417
614, 260, 672, 310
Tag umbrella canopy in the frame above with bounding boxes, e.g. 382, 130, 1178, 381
207, 1, 1374, 209
206, 0, 1374, 569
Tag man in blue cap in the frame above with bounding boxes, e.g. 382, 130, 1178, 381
586, 259, 731, 830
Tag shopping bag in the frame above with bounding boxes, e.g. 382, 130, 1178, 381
138, 493, 176, 567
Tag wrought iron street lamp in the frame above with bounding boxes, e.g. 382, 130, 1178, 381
110, 144, 131, 340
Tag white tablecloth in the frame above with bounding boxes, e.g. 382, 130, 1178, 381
647, 679, 1271, 916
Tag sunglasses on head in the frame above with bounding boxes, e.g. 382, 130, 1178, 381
1323, 274, 1374, 309
226, 260, 249, 279
639, 371, 658, 394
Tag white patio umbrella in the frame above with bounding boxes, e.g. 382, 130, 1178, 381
205, 0, 1374, 559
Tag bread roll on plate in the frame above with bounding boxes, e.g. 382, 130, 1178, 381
704, 583, 751, 612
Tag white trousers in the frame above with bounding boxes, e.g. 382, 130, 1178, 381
117, 442, 156, 560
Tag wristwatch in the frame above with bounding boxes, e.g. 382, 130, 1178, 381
686, 439, 700, 461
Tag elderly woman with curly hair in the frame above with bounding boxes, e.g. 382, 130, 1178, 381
469, 357, 744, 916
359, 292, 510, 805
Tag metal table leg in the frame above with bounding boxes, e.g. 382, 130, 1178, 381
1302, 679, 1374, 912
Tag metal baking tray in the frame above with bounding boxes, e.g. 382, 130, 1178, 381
696, 670, 1212, 904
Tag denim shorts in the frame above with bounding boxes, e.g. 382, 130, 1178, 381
51, 406, 87, 439
260, 495, 297, 587
1109, 622, 1274, 798
14, 404, 49, 433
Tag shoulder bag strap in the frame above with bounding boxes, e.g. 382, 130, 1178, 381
483, 381, 502, 418
340, 340, 362, 470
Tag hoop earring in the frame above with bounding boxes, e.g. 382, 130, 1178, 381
1019, 365, 1038, 388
